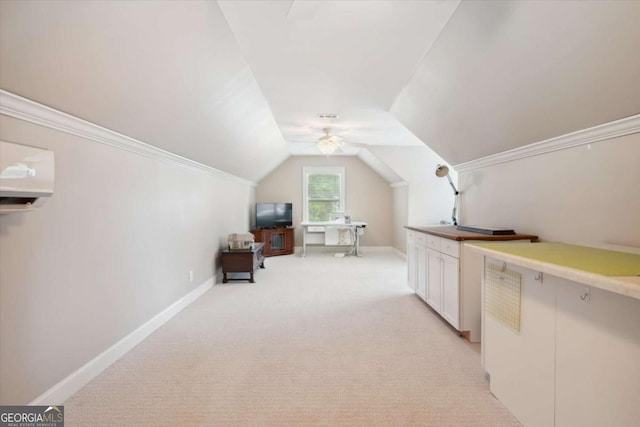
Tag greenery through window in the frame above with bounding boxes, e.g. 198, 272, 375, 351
303, 167, 345, 222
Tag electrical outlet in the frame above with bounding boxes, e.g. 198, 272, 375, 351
188, 270, 193, 282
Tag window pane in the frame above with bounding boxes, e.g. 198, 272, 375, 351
308, 174, 340, 199
304, 168, 344, 222
308, 200, 340, 222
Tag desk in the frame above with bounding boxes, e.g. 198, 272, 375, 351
300, 221, 367, 257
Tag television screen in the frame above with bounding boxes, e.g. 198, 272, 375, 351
256, 203, 293, 228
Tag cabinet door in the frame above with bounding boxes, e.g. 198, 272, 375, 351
441, 253, 459, 329
555, 278, 640, 427
484, 261, 555, 427
416, 244, 427, 300
289, 228, 295, 250
284, 228, 294, 251
262, 230, 273, 255
407, 243, 417, 291
270, 231, 285, 252
426, 249, 442, 311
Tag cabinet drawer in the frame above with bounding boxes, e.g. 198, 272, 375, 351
307, 226, 325, 232
415, 233, 427, 246
441, 239, 460, 258
407, 230, 416, 244
425, 234, 441, 251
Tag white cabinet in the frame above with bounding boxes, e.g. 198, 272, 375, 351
406, 232, 417, 291
425, 246, 460, 329
416, 244, 427, 299
408, 230, 463, 332
440, 253, 460, 329
425, 248, 442, 311
483, 257, 640, 426
406, 231, 427, 297
406, 228, 535, 342
483, 261, 556, 427
554, 277, 640, 427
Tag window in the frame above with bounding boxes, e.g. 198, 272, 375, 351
303, 166, 345, 222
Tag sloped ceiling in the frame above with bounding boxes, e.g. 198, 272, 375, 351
2, 1, 639, 183
218, 0, 460, 154
391, 0, 640, 166
356, 149, 403, 185
0, 1, 289, 182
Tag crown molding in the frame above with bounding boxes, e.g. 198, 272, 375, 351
390, 181, 408, 188
0, 89, 257, 187
453, 114, 640, 173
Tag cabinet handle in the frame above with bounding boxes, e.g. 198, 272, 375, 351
580, 287, 591, 303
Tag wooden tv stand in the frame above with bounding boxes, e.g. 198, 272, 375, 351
251, 228, 294, 257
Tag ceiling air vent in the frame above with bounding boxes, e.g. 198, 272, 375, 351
316, 114, 340, 120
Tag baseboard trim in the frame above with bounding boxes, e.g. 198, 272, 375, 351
361, 246, 395, 253
392, 247, 407, 260
294, 245, 395, 255
29, 278, 213, 405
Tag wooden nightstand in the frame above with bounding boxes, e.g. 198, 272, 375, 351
221, 242, 265, 283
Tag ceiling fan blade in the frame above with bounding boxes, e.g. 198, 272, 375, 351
319, 135, 343, 143
341, 140, 367, 147
288, 138, 316, 143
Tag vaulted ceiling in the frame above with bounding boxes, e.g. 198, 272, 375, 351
217, 0, 459, 155
1, 1, 638, 183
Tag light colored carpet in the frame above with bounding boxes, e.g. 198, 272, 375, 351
65, 252, 520, 426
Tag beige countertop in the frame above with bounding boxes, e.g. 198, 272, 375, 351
467, 241, 640, 301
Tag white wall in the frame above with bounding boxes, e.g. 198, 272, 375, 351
392, 184, 409, 254
459, 133, 640, 249
256, 156, 393, 247
367, 146, 457, 226
0, 115, 254, 404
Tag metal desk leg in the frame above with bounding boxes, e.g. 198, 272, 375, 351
302, 227, 306, 257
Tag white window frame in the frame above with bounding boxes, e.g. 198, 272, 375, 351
302, 166, 346, 223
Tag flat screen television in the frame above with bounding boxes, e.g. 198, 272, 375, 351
256, 203, 293, 229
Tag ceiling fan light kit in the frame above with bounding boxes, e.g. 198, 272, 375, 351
317, 127, 344, 155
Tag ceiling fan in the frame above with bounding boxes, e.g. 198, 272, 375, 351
287, 126, 366, 155
317, 127, 344, 155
